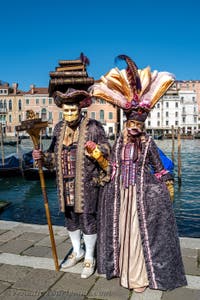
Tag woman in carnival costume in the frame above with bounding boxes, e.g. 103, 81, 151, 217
90, 55, 187, 292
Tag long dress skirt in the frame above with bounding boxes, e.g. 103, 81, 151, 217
119, 184, 149, 289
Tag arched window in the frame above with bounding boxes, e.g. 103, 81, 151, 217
41, 108, 47, 120
9, 99, 12, 111
18, 99, 22, 111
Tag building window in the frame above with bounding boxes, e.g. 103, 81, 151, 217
166, 111, 169, 117
148, 121, 151, 126
108, 112, 113, 120
18, 99, 22, 111
100, 110, 104, 121
157, 103, 160, 108
182, 117, 186, 123
157, 121, 160, 126
109, 127, 113, 133
49, 98, 52, 105
166, 102, 169, 108
42, 98, 46, 105
4, 100, 6, 109
26, 99, 29, 105
59, 112, 63, 120
9, 115, 12, 123
175, 112, 178, 117
194, 117, 197, 123
19, 115, 21, 122
157, 112, 160, 118
182, 107, 186, 113
192, 97, 196, 102
166, 120, 169, 126
49, 112, 52, 120
9, 100, 12, 110
36, 98, 39, 104
175, 121, 178, 126
41, 108, 47, 120
175, 102, 178, 108
91, 112, 95, 119
100, 99, 105, 104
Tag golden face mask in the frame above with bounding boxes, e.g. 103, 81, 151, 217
62, 104, 80, 123
126, 120, 144, 130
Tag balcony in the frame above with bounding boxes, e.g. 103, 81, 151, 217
0, 108, 7, 114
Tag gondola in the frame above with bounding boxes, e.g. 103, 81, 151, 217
22, 150, 56, 180
0, 154, 22, 177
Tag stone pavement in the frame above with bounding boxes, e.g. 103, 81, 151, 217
0, 220, 199, 300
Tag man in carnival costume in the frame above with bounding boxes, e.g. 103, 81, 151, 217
33, 54, 110, 279
90, 55, 187, 291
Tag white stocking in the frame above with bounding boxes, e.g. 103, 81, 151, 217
83, 233, 97, 261
68, 230, 83, 257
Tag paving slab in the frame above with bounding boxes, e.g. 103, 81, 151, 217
180, 238, 200, 249
87, 277, 130, 300
12, 268, 63, 292
0, 221, 19, 230
130, 288, 162, 300
181, 248, 200, 276
17, 232, 47, 242
50, 272, 96, 296
0, 288, 42, 300
0, 230, 21, 243
40, 290, 85, 300
0, 253, 62, 270
35, 235, 67, 247
46, 239, 72, 260
162, 287, 200, 300
0, 280, 12, 294
0, 264, 31, 282
0, 229, 8, 235
0, 239, 34, 254
22, 245, 52, 258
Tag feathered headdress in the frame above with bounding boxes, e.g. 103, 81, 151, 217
89, 54, 175, 122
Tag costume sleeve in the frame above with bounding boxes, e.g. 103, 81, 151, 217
148, 138, 173, 182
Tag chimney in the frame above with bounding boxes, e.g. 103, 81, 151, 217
30, 84, 35, 94
12, 83, 18, 94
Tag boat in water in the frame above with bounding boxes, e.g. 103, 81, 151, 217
0, 153, 22, 177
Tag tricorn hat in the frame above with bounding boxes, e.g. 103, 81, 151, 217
54, 88, 92, 109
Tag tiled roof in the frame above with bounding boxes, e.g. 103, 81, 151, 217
24, 87, 49, 95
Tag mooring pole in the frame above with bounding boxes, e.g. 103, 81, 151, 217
171, 125, 175, 163
177, 127, 182, 187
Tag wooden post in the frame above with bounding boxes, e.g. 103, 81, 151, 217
0, 123, 5, 166
171, 125, 175, 163
15, 111, 59, 271
177, 127, 182, 187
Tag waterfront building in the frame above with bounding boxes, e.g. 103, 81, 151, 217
86, 97, 117, 139
23, 85, 61, 137
1, 79, 200, 139
176, 80, 200, 112
146, 83, 199, 137
0, 81, 24, 136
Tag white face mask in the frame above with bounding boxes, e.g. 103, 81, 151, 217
62, 104, 80, 123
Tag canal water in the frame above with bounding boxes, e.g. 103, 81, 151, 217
0, 138, 200, 238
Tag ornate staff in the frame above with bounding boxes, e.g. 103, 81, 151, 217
15, 110, 59, 271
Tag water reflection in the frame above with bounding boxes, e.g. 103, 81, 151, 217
0, 139, 200, 237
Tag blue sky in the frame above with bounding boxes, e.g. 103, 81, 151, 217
0, 0, 200, 91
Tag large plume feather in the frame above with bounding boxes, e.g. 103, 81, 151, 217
115, 54, 142, 97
